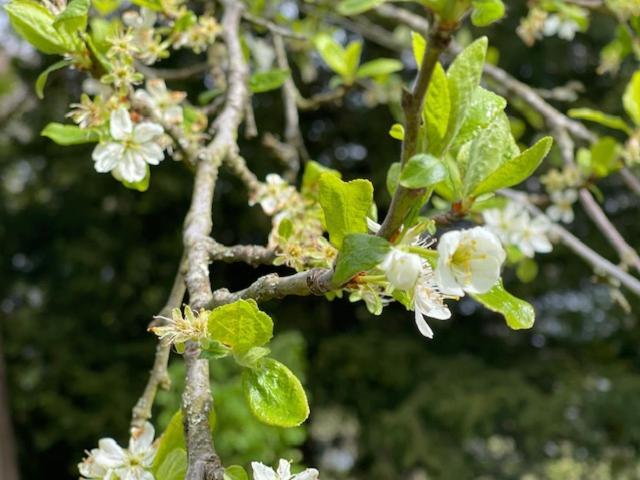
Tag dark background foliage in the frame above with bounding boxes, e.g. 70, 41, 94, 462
2, 2, 640, 478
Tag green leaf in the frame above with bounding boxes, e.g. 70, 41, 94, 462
152, 411, 186, 473
318, 173, 374, 248
389, 123, 404, 141
471, 0, 505, 26
343, 41, 363, 83
337, 0, 384, 15
249, 69, 290, 93
35, 59, 71, 99
386, 162, 401, 195
568, 108, 632, 134
462, 112, 519, 196
423, 62, 450, 142
197, 88, 224, 105
301, 160, 341, 198
356, 58, 403, 78
314, 34, 347, 77
411, 31, 426, 67
399, 154, 447, 189
452, 87, 507, 150
516, 258, 538, 283
623, 71, 640, 126
471, 280, 535, 330
41, 123, 100, 145
242, 358, 309, 428
224, 466, 249, 480
92, 0, 122, 15
130, 0, 163, 11
471, 136, 553, 196
590, 136, 621, 178
208, 300, 273, 354
5, 0, 73, 54
445, 37, 488, 148
333, 234, 390, 286
234, 346, 271, 369
53, 0, 90, 37
155, 449, 187, 480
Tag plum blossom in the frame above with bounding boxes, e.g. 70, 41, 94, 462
483, 203, 553, 258
250, 174, 297, 215
546, 189, 578, 224
92, 107, 164, 183
412, 268, 451, 338
78, 422, 157, 480
435, 227, 506, 296
542, 14, 579, 41
251, 459, 319, 480
379, 248, 423, 291
134, 79, 186, 125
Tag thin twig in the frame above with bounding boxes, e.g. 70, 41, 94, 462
242, 11, 309, 41
135, 62, 210, 80
206, 240, 276, 267
130, 258, 187, 429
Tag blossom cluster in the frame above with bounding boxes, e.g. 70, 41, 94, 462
79, 422, 157, 480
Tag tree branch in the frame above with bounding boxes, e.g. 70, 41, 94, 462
181, 0, 249, 478
206, 239, 276, 267
131, 258, 187, 429
377, 21, 452, 239
209, 268, 334, 308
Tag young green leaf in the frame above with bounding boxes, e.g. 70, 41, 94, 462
249, 69, 290, 93
208, 299, 273, 354
333, 234, 390, 286
155, 449, 187, 480
318, 173, 374, 248
399, 154, 447, 189
337, 0, 384, 16
152, 411, 186, 473
92, 0, 122, 15
445, 37, 488, 148
356, 58, 403, 79
462, 112, 519, 196
389, 124, 404, 141
41, 123, 100, 145
5, 0, 74, 54
568, 108, 632, 134
590, 136, 620, 178
411, 32, 426, 67
301, 160, 341, 199
452, 87, 507, 150
130, 0, 164, 11
386, 162, 401, 195
234, 346, 271, 369
423, 62, 450, 142
623, 70, 640, 126
471, 280, 535, 330
242, 358, 309, 428
471, 0, 505, 27
53, 0, 90, 37
224, 466, 249, 480
343, 41, 363, 84
471, 136, 553, 196
314, 34, 347, 77
35, 59, 72, 99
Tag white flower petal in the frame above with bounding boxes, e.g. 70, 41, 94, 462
110, 107, 133, 140
251, 462, 277, 480
92, 143, 123, 173
116, 150, 147, 183
276, 459, 291, 478
466, 258, 500, 294
133, 122, 163, 143
138, 142, 164, 165
129, 422, 155, 454
414, 311, 434, 338
147, 79, 167, 99
292, 469, 320, 480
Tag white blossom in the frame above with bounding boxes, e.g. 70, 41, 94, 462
543, 14, 579, 41
79, 422, 157, 480
482, 203, 527, 245
250, 174, 297, 215
435, 227, 506, 296
546, 189, 578, 224
514, 215, 553, 258
412, 268, 451, 339
379, 248, 423, 291
251, 459, 319, 480
92, 107, 164, 183
134, 79, 186, 124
